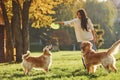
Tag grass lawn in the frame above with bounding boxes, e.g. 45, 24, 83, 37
0, 50, 120, 80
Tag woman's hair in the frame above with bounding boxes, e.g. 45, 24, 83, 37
77, 9, 88, 31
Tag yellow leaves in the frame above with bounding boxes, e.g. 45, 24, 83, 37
31, 14, 55, 28
30, 0, 57, 14
31, 21, 40, 28
30, 0, 59, 28
94, 24, 104, 48
61, 0, 76, 6
4, 0, 13, 22
10, 0, 58, 12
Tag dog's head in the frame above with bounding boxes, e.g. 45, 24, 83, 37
81, 41, 93, 52
27, 50, 31, 54
43, 45, 53, 55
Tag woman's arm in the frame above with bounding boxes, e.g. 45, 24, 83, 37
56, 19, 76, 26
91, 30, 96, 42
56, 22, 64, 25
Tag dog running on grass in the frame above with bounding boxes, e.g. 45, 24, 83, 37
21, 45, 52, 75
81, 39, 120, 74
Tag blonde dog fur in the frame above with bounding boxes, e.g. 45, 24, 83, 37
81, 40, 120, 74
21, 45, 52, 75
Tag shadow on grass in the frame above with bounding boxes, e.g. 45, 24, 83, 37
6, 68, 108, 80
71, 69, 108, 79
11, 71, 46, 80
32, 77, 45, 80
0, 73, 25, 80
12, 73, 25, 77
50, 68, 108, 79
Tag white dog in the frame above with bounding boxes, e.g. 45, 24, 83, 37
21, 45, 52, 75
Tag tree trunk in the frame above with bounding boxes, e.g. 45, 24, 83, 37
11, 0, 23, 62
0, 26, 5, 62
22, 0, 32, 54
0, 0, 14, 62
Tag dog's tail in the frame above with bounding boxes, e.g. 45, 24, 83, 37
22, 51, 30, 60
107, 39, 120, 55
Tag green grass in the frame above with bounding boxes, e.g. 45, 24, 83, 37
0, 50, 120, 80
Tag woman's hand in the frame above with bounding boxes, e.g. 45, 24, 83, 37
91, 30, 96, 43
93, 37, 96, 43
55, 22, 64, 25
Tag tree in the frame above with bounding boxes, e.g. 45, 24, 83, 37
1, 0, 62, 62
11, 0, 29, 62
12, 0, 56, 62
1, 0, 86, 62
85, 0, 117, 47
94, 24, 104, 48
0, 0, 14, 62
29, 0, 59, 28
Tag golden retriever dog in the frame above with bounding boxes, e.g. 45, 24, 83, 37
21, 45, 52, 75
81, 40, 120, 74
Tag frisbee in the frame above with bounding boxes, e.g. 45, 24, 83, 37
50, 23, 60, 29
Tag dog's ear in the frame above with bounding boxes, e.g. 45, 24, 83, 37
43, 44, 53, 52
27, 50, 30, 53
81, 41, 93, 48
48, 44, 53, 50
81, 41, 88, 48
43, 46, 48, 52
88, 42, 93, 47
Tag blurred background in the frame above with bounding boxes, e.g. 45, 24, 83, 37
29, 0, 120, 51
0, 0, 120, 62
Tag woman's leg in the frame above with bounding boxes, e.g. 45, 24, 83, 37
82, 57, 86, 69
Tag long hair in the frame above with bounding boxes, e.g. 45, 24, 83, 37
77, 9, 88, 31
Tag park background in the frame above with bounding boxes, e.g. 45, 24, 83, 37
0, 0, 120, 66
29, 0, 120, 51
0, 0, 120, 80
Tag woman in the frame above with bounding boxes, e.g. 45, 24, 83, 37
57, 9, 97, 68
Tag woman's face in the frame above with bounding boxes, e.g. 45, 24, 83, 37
77, 12, 81, 19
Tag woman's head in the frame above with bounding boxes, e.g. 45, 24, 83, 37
77, 9, 88, 31
77, 9, 87, 19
